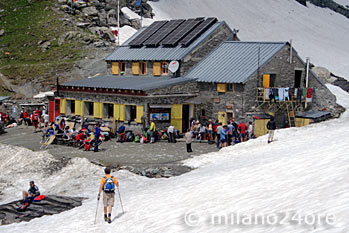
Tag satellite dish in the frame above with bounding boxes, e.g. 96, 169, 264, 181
168, 61, 179, 73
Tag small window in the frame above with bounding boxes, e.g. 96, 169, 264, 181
162, 62, 168, 75
227, 84, 234, 92
66, 100, 75, 114
119, 62, 126, 75
270, 74, 276, 87
84, 102, 94, 116
103, 103, 114, 119
140, 62, 147, 75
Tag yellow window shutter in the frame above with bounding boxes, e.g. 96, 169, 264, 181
113, 104, 120, 121
112, 62, 119, 75
99, 102, 103, 118
218, 111, 227, 124
171, 104, 182, 133
119, 104, 125, 121
136, 105, 144, 123
93, 102, 102, 118
263, 74, 270, 88
153, 62, 161, 76
60, 99, 66, 114
75, 100, 81, 116
132, 62, 140, 75
217, 83, 227, 93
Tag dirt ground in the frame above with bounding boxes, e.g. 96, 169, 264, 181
0, 125, 219, 176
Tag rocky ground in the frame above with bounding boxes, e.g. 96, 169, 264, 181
0, 125, 220, 178
0, 195, 86, 226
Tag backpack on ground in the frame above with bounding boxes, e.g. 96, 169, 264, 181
103, 176, 115, 193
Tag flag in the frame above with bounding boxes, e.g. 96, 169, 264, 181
112, 30, 118, 37
136, 0, 142, 7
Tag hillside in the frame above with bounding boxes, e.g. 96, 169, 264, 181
0, 0, 153, 98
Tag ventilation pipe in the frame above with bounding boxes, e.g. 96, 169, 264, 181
290, 39, 293, 64
305, 57, 310, 109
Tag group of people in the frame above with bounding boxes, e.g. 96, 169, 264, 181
0, 107, 49, 133
185, 118, 254, 150
44, 120, 103, 152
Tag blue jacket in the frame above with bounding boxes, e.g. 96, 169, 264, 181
220, 128, 227, 140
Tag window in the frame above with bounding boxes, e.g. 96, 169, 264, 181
153, 62, 161, 76
294, 70, 302, 88
140, 62, 147, 75
227, 84, 234, 92
66, 100, 75, 114
270, 74, 276, 87
103, 103, 114, 119
84, 102, 94, 116
217, 83, 227, 93
125, 105, 137, 122
119, 62, 126, 75
162, 62, 168, 75
112, 62, 119, 75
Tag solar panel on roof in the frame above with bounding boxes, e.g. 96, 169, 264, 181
180, 17, 218, 47
161, 18, 204, 47
143, 19, 185, 47
128, 20, 168, 47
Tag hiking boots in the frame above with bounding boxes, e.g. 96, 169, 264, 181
104, 215, 108, 222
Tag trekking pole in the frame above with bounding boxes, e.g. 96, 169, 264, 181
94, 197, 100, 224
117, 186, 125, 214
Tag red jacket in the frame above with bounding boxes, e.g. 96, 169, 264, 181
238, 122, 247, 134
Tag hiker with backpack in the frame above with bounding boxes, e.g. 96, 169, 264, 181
97, 167, 119, 223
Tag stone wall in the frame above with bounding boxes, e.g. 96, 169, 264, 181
181, 22, 233, 75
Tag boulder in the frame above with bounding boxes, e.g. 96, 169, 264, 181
0, 29, 4, 36
57, 0, 67, 5
130, 18, 141, 30
103, 31, 116, 42
107, 9, 118, 26
40, 41, 51, 52
60, 4, 71, 12
311, 66, 335, 83
82, 6, 98, 16
98, 9, 107, 26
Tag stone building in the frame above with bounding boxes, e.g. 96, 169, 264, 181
185, 41, 338, 136
53, 17, 338, 135
55, 17, 234, 132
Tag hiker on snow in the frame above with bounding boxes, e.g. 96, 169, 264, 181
98, 167, 119, 223
267, 116, 277, 143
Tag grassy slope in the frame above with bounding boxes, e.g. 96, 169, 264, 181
0, 0, 85, 93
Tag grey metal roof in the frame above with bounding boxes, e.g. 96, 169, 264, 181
0, 96, 10, 102
296, 111, 331, 119
185, 41, 287, 83
62, 75, 195, 91
105, 21, 230, 61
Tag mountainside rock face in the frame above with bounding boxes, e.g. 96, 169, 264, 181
296, 0, 349, 19
58, 0, 154, 39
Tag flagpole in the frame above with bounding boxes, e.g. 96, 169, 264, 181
117, 0, 120, 46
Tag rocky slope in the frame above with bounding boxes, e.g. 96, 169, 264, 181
0, 0, 153, 98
